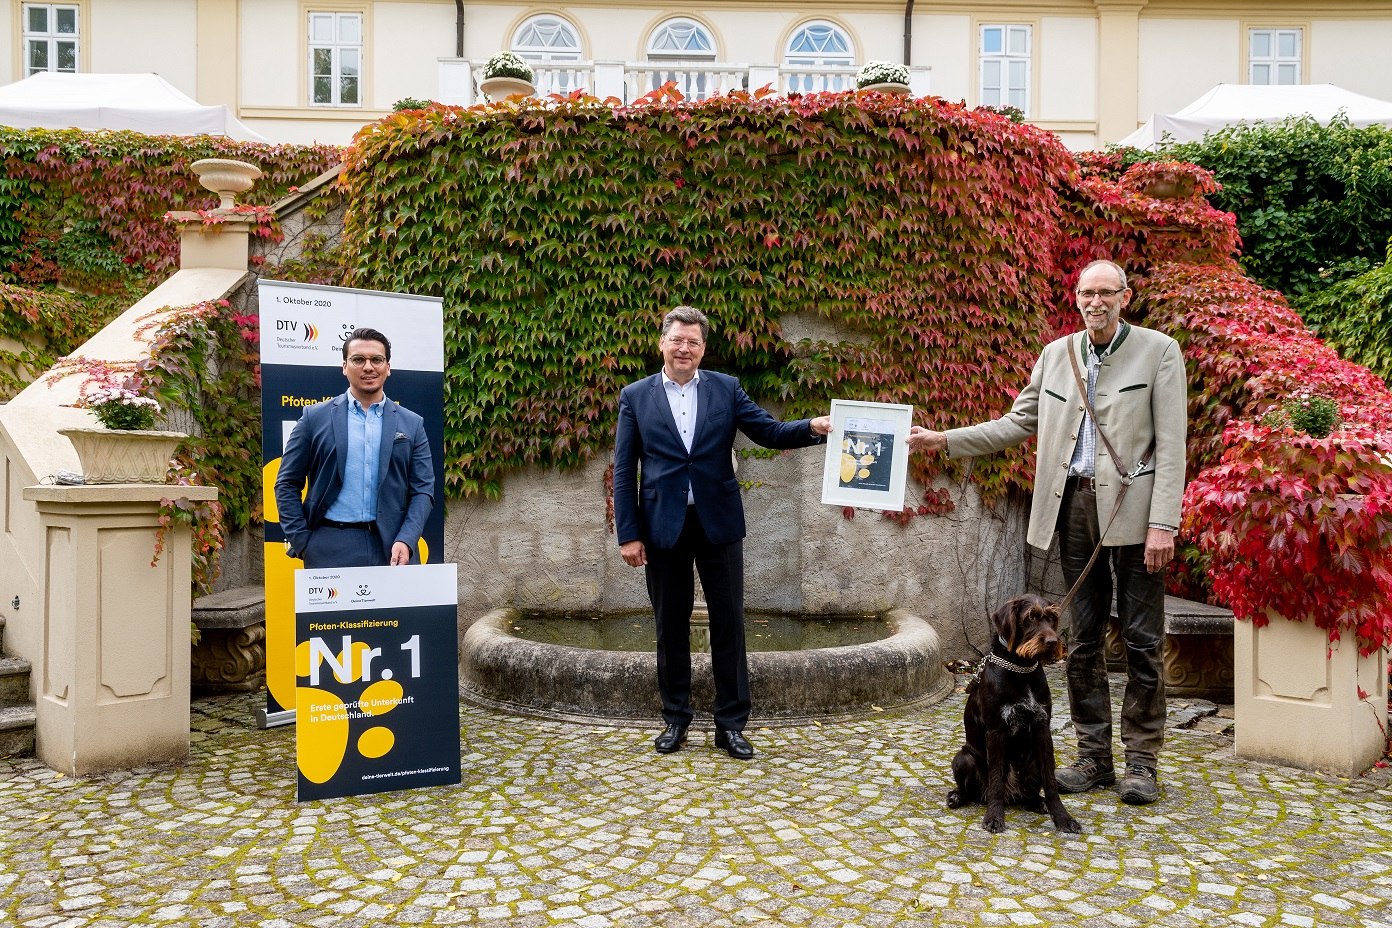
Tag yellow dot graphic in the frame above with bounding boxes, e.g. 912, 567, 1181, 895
358, 726, 395, 759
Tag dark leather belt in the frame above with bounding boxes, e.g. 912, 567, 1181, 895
320, 519, 376, 530
1066, 475, 1096, 493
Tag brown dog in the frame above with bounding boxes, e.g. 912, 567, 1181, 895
946, 594, 1081, 834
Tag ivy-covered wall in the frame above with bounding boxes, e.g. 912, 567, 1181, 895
339, 91, 1238, 514
0, 128, 341, 401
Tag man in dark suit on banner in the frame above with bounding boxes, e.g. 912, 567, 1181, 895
275, 327, 435, 569
613, 306, 831, 759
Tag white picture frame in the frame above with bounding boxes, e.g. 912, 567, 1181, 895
820, 399, 914, 512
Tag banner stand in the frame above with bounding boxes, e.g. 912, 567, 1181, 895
257, 279, 446, 730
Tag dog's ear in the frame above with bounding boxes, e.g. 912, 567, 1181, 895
993, 599, 1020, 651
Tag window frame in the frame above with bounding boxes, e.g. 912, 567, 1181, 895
782, 18, 857, 94
1245, 24, 1306, 86
977, 22, 1033, 117
305, 6, 366, 108
645, 16, 717, 62
511, 13, 583, 64
19, 1, 82, 77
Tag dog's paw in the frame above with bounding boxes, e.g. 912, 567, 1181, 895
1054, 815, 1083, 835
981, 814, 1006, 833
945, 789, 964, 809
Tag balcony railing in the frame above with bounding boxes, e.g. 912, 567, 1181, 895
532, 64, 596, 98
442, 60, 929, 106
625, 63, 751, 102
779, 66, 858, 95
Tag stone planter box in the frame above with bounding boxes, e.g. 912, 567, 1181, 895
1234, 611, 1388, 777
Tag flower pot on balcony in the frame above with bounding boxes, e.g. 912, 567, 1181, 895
1234, 609, 1388, 777
59, 428, 187, 484
858, 81, 911, 96
479, 76, 535, 101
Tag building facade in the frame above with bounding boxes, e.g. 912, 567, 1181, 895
4, 1, 1392, 147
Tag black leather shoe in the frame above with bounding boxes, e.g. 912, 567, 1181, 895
653, 724, 688, 754
714, 729, 755, 760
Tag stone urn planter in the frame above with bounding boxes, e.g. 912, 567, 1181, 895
478, 76, 535, 101
858, 82, 911, 96
1141, 175, 1196, 200
190, 158, 263, 209
58, 428, 187, 484
1234, 610, 1388, 777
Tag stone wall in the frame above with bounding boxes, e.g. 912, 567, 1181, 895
447, 435, 1036, 660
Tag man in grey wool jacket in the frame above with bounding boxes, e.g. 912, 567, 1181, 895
908, 259, 1187, 806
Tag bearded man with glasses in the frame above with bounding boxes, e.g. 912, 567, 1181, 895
275, 326, 435, 569
907, 260, 1187, 805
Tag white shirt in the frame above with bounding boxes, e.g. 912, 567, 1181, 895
662, 369, 699, 503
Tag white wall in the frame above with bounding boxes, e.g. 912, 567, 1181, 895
1138, 18, 1238, 125
91, 0, 198, 94
917, 14, 970, 103
372, 1, 454, 108
1312, 20, 1392, 100
240, 0, 299, 108
1039, 15, 1096, 121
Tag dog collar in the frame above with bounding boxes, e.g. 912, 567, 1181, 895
986, 651, 1039, 674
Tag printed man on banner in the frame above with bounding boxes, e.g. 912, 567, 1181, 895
275, 326, 435, 569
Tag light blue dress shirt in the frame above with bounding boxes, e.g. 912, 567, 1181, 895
324, 395, 384, 522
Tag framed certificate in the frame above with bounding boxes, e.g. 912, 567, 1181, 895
821, 399, 914, 512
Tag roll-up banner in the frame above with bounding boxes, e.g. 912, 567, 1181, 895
258, 279, 446, 728
295, 563, 460, 801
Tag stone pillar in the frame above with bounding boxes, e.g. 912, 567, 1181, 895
168, 215, 257, 271
1234, 613, 1388, 777
24, 484, 218, 776
1094, 1, 1147, 145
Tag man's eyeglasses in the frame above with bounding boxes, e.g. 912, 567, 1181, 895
1076, 288, 1126, 300
346, 355, 388, 368
664, 338, 705, 350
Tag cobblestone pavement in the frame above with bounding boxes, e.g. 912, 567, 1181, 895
3, 672, 1390, 928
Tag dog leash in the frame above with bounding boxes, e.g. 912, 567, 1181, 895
1057, 338, 1156, 614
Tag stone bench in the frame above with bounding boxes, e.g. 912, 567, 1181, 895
191, 586, 266, 695
1105, 595, 1235, 702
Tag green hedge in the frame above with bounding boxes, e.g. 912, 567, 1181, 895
1130, 117, 1392, 299
1295, 244, 1392, 384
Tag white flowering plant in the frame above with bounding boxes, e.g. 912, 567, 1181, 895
81, 371, 161, 430
856, 61, 910, 88
482, 52, 534, 82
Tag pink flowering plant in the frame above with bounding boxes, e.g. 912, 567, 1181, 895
80, 369, 161, 430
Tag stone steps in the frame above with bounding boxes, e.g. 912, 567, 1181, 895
0, 616, 36, 758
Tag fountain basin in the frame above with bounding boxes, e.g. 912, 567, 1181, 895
459, 607, 952, 727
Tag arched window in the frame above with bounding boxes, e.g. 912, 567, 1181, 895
642, 18, 730, 100
646, 18, 715, 59
511, 14, 583, 95
784, 21, 855, 93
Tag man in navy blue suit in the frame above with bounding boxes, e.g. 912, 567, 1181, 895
275, 327, 434, 569
614, 306, 831, 759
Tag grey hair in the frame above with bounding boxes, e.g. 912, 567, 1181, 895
1079, 259, 1128, 290
661, 305, 709, 341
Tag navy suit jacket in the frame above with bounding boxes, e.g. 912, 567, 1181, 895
613, 370, 825, 550
274, 392, 435, 562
